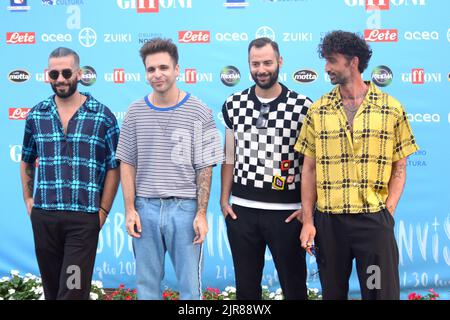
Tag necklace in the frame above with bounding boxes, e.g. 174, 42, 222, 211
152, 89, 181, 132
340, 86, 368, 101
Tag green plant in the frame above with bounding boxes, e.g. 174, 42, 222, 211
408, 289, 439, 300
203, 287, 222, 300
104, 284, 137, 300
0, 270, 43, 300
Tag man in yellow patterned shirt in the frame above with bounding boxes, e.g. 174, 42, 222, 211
294, 31, 418, 300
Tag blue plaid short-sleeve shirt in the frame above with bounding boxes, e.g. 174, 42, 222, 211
21, 92, 120, 213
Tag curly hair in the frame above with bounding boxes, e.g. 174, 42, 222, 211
318, 30, 372, 73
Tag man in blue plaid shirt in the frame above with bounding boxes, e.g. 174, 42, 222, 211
20, 47, 120, 300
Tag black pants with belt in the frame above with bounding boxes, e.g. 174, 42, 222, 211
226, 204, 307, 300
30, 207, 100, 300
314, 208, 400, 300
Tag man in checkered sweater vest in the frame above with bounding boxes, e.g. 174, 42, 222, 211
220, 37, 312, 300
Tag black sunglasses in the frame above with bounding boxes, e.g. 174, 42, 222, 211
255, 103, 270, 129
48, 68, 76, 80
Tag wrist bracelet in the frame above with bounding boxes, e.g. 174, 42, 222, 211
99, 206, 109, 216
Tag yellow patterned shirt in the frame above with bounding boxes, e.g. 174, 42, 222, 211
294, 82, 419, 214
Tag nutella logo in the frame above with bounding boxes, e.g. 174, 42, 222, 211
412, 68, 425, 84
178, 31, 210, 43
6, 32, 36, 44
114, 69, 125, 83
9, 108, 31, 120
366, 0, 389, 10
364, 29, 398, 42
185, 69, 197, 84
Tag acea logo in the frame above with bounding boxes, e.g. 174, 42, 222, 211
8, 70, 31, 83
293, 69, 318, 84
220, 66, 240, 87
80, 66, 97, 86
223, 0, 248, 9
372, 65, 393, 87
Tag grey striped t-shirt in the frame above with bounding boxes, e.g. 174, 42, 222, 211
116, 93, 223, 199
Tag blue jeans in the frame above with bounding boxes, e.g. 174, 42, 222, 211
133, 197, 203, 300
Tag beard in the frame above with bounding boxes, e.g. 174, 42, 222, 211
51, 78, 78, 99
251, 65, 279, 89
328, 72, 348, 85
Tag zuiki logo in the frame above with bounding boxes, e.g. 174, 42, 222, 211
80, 66, 97, 86
371, 65, 393, 87
220, 66, 240, 87
293, 69, 318, 84
8, 70, 31, 83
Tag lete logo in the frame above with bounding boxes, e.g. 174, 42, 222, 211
9, 108, 31, 120
6, 32, 36, 44
178, 31, 210, 43
364, 29, 398, 42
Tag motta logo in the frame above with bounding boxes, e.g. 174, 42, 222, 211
178, 31, 210, 43
364, 29, 398, 42
6, 32, 36, 44
293, 69, 318, 84
9, 108, 31, 120
116, 0, 193, 13
8, 70, 31, 83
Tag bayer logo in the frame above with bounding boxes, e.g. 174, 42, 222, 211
255, 26, 276, 41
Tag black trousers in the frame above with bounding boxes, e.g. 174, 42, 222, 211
226, 204, 307, 300
314, 208, 400, 300
30, 208, 100, 300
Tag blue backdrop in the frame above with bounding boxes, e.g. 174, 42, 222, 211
1, 0, 449, 299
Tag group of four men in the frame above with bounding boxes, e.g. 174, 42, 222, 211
20, 30, 418, 300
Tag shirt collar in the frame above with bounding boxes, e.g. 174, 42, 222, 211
325, 81, 383, 109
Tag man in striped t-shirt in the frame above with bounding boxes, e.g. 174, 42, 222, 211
116, 38, 223, 300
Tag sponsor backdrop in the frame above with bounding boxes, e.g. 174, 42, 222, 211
1, 0, 449, 299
